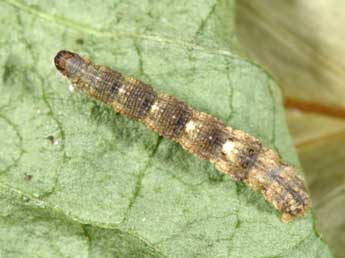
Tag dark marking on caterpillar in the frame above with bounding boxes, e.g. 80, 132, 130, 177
54, 50, 310, 223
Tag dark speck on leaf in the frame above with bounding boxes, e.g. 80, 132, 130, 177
24, 173, 33, 181
22, 196, 30, 203
47, 135, 55, 144
76, 38, 84, 45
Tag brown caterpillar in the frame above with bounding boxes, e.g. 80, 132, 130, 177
54, 50, 310, 222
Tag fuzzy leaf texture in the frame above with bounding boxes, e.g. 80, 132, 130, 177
0, 0, 333, 257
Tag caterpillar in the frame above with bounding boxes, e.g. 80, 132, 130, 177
54, 50, 310, 223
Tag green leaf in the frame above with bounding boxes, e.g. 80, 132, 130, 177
0, 0, 332, 257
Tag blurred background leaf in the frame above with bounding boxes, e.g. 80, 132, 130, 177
237, 1, 345, 257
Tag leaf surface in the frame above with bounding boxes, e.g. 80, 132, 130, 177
0, 0, 332, 257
